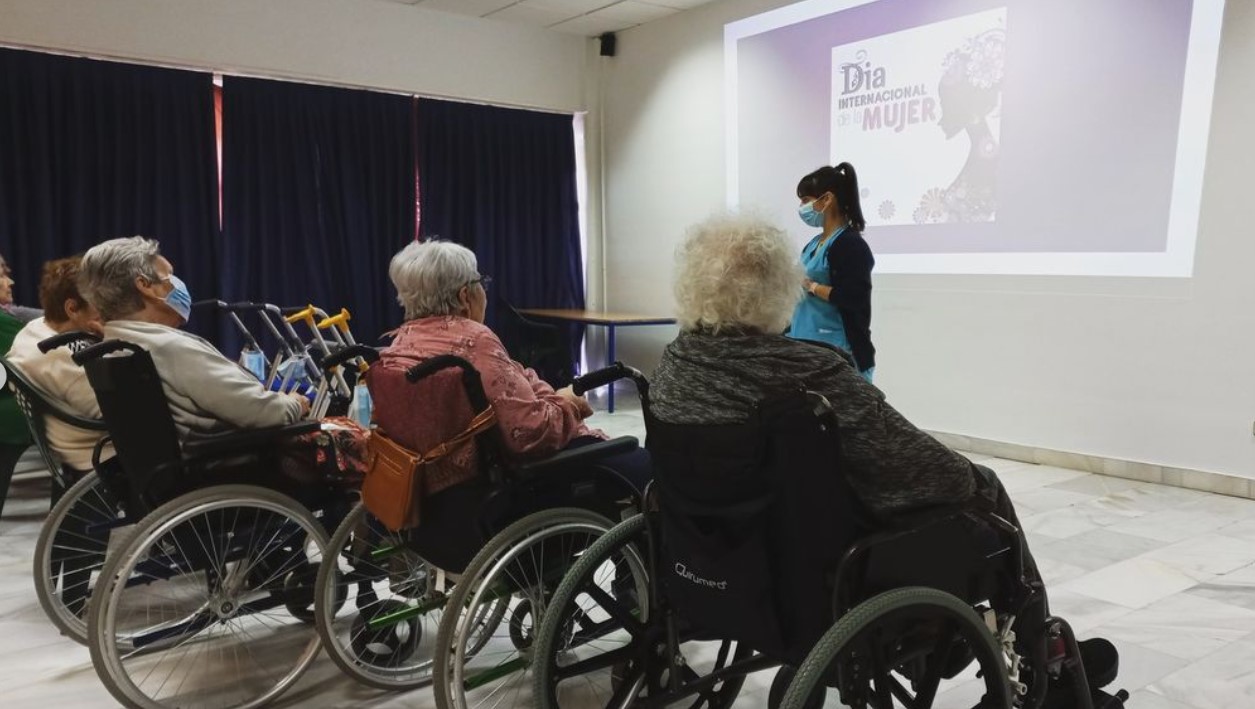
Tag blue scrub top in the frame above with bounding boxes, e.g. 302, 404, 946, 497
789, 227, 851, 352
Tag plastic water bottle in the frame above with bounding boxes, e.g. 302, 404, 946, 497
350, 382, 373, 428
239, 348, 267, 382
270, 376, 317, 403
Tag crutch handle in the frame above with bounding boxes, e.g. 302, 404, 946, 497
316, 308, 351, 331
284, 305, 316, 325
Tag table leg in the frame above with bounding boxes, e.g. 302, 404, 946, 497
607, 324, 617, 413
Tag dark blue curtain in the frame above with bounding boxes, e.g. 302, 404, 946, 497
416, 98, 585, 367
0, 48, 218, 338
221, 76, 414, 349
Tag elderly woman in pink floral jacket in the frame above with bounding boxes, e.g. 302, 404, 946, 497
372, 240, 650, 492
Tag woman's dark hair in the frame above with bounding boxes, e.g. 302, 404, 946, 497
796, 163, 866, 231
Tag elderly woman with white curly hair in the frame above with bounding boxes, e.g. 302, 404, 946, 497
372, 239, 650, 492
651, 213, 1026, 531
649, 215, 1133, 701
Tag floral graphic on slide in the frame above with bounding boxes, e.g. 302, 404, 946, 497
914, 188, 947, 223
878, 200, 896, 220
923, 25, 1005, 224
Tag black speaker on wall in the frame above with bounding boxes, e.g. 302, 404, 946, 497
599, 32, 617, 57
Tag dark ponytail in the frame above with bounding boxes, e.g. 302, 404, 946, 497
796, 162, 866, 232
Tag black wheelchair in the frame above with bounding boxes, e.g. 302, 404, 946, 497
3, 337, 112, 643
311, 354, 645, 709
19, 314, 366, 651
529, 364, 1128, 709
44, 333, 371, 709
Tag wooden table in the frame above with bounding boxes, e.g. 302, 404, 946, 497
518, 309, 677, 413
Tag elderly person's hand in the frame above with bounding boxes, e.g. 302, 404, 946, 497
288, 392, 313, 418
556, 385, 594, 419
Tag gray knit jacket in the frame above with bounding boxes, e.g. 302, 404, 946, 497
649, 331, 977, 514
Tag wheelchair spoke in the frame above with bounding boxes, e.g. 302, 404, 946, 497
93, 491, 326, 709
583, 581, 646, 636
608, 664, 647, 706
894, 672, 937, 708
555, 643, 638, 680
867, 630, 895, 708
912, 620, 957, 708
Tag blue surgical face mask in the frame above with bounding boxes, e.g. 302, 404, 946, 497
163, 275, 192, 324
798, 200, 825, 228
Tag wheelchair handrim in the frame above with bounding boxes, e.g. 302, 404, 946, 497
447, 514, 615, 709
90, 487, 327, 709
34, 471, 122, 644
316, 502, 443, 689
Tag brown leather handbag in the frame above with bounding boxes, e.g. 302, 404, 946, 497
360, 408, 498, 531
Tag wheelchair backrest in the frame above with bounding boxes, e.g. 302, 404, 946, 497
369, 357, 504, 494
3, 337, 108, 483
646, 390, 862, 664
368, 354, 506, 572
2, 357, 64, 479
76, 340, 185, 515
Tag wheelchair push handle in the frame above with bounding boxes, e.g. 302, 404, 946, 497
223, 301, 271, 313
193, 299, 269, 314
73, 339, 145, 366
190, 299, 266, 351
38, 331, 102, 354
320, 344, 379, 372
405, 355, 492, 414
572, 362, 647, 397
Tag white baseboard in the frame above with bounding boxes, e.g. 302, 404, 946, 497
929, 431, 1253, 500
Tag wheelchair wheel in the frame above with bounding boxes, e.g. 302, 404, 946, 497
532, 513, 748, 709
86, 485, 328, 709
315, 501, 446, 690
33, 470, 126, 644
433, 507, 618, 709
780, 587, 1013, 709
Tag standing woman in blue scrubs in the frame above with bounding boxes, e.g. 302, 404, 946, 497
789, 163, 876, 381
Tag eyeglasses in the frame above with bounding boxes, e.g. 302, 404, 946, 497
468, 274, 492, 292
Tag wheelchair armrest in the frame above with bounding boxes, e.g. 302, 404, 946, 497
182, 421, 320, 459
831, 503, 1003, 616
38, 331, 102, 354
91, 435, 113, 470
877, 504, 974, 533
515, 436, 639, 478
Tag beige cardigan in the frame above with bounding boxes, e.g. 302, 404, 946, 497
104, 320, 302, 439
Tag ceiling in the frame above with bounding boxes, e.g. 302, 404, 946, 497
374, 0, 720, 36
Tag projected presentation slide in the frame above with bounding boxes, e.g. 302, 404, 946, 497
726, 0, 1226, 276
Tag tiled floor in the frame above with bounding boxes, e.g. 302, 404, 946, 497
2, 401, 1253, 707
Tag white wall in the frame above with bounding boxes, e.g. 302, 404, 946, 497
0, 0, 588, 111
599, 0, 1255, 478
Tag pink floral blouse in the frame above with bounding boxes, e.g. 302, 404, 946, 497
371, 316, 604, 469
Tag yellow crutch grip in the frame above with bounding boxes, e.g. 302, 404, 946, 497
284, 305, 316, 325
317, 308, 351, 331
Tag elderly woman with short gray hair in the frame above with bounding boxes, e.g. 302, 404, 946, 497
79, 236, 309, 438
373, 240, 650, 490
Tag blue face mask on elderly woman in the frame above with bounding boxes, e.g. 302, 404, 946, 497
798, 197, 827, 229
163, 275, 193, 324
